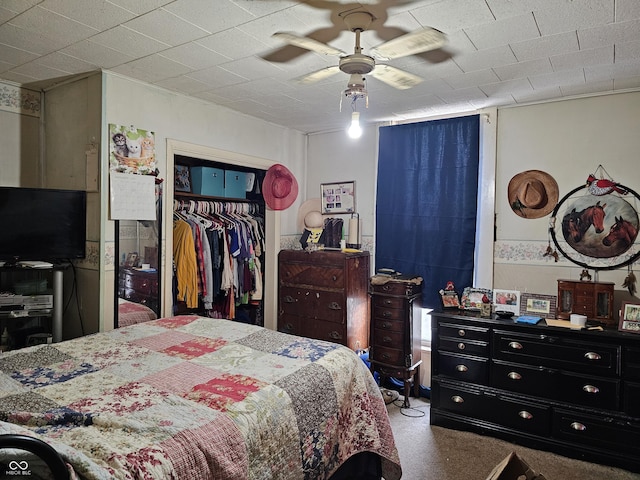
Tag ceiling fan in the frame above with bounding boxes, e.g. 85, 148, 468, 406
270, 10, 447, 91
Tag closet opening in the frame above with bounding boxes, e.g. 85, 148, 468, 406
164, 140, 280, 331
173, 155, 266, 326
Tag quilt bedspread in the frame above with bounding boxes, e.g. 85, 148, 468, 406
0, 316, 401, 479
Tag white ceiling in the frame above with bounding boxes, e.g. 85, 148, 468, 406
1, 0, 640, 134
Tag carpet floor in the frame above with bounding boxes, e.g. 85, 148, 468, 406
385, 394, 640, 480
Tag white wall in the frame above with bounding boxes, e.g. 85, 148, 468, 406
103, 72, 307, 330
495, 91, 640, 313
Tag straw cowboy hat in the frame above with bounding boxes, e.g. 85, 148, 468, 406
297, 198, 323, 232
263, 164, 298, 211
508, 170, 559, 219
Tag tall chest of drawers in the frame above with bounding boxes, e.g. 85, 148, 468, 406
431, 310, 640, 473
277, 249, 370, 350
369, 276, 422, 407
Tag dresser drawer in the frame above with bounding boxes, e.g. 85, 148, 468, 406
278, 314, 304, 336
439, 337, 488, 357
279, 263, 345, 289
372, 305, 406, 321
312, 319, 346, 344
372, 295, 406, 310
279, 287, 345, 323
624, 346, 640, 380
373, 317, 404, 333
493, 330, 619, 375
437, 351, 488, 384
371, 345, 405, 366
553, 408, 640, 454
370, 281, 421, 297
439, 322, 489, 342
491, 360, 620, 410
624, 381, 640, 417
373, 329, 404, 349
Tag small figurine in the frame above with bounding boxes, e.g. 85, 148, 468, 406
580, 269, 592, 282
445, 281, 455, 291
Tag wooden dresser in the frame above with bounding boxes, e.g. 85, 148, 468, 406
118, 267, 159, 314
556, 279, 614, 326
369, 275, 422, 407
277, 249, 370, 350
431, 310, 640, 473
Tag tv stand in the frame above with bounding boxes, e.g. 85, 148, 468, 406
0, 264, 66, 349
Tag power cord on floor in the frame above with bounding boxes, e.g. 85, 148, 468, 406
380, 387, 428, 418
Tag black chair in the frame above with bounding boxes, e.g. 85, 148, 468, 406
0, 434, 69, 480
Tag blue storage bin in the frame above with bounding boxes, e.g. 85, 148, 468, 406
191, 167, 224, 196
224, 170, 246, 199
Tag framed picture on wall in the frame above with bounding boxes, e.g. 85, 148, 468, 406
175, 165, 191, 193
321, 181, 355, 214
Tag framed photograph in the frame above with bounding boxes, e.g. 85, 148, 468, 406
175, 165, 191, 193
519, 293, 557, 319
619, 302, 640, 334
460, 287, 492, 311
440, 290, 460, 309
492, 289, 521, 315
321, 181, 355, 214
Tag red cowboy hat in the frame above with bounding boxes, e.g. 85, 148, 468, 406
262, 164, 298, 211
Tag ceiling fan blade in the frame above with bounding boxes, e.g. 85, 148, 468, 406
295, 66, 341, 85
370, 65, 423, 90
370, 27, 447, 60
273, 32, 346, 57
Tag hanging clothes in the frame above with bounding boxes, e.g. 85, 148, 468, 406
172, 199, 265, 321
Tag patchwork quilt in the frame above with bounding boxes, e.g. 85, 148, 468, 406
117, 298, 157, 327
0, 316, 401, 479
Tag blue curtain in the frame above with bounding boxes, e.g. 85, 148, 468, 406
376, 115, 480, 310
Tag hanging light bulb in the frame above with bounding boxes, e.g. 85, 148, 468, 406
347, 111, 362, 139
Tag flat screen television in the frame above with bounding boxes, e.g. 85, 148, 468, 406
0, 186, 87, 264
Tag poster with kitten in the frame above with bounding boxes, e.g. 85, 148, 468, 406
109, 124, 157, 176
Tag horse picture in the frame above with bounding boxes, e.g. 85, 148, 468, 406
560, 194, 638, 258
561, 201, 606, 244
603, 216, 638, 250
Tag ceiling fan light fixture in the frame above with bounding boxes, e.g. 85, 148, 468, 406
347, 111, 362, 139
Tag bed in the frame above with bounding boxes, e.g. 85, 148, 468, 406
0, 315, 402, 479
117, 298, 158, 327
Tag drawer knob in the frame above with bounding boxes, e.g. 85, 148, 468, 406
328, 302, 342, 310
382, 285, 390, 291
382, 322, 392, 329
383, 336, 392, 344
382, 311, 392, 318
508, 371, 522, 381
455, 364, 468, 372
457, 342, 466, 350
283, 295, 296, 304
508, 341, 523, 350
451, 395, 464, 404
518, 410, 533, 420
332, 275, 338, 281
328, 331, 342, 340
457, 329, 466, 337
584, 351, 602, 361
570, 422, 587, 431
582, 384, 600, 394
384, 299, 392, 305
382, 353, 391, 361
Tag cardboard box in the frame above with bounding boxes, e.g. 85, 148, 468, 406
486, 452, 547, 480
191, 167, 224, 196
224, 170, 246, 199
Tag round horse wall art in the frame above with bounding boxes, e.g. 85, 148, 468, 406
560, 194, 639, 259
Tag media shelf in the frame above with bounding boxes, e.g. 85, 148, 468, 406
0, 264, 66, 350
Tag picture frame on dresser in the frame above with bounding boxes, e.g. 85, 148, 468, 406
492, 289, 520, 315
519, 293, 557, 319
460, 287, 492, 310
619, 301, 640, 333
